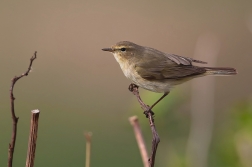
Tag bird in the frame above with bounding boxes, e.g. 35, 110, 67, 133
102, 41, 237, 110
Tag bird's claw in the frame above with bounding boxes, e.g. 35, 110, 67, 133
128, 83, 138, 92
143, 106, 155, 118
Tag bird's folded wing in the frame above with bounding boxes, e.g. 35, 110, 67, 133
136, 50, 208, 80
135, 63, 206, 80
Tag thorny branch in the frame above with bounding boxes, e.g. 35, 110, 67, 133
8, 51, 37, 167
129, 83, 160, 167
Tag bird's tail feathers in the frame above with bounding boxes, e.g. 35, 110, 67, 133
204, 67, 237, 76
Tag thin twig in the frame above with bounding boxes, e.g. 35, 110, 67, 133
147, 113, 160, 167
8, 52, 37, 167
84, 132, 92, 167
130, 84, 160, 167
26, 109, 40, 167
129, 116, 149, 167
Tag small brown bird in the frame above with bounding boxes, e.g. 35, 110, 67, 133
102, 41, 237, 109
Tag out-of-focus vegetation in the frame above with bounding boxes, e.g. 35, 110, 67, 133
132, 93, 252, 167
0, 0, 251, 167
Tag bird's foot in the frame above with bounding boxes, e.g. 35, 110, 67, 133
143, 105, 155, 118
128, 83, 138, 92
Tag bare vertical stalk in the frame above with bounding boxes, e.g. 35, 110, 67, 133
129, 116, 149, 167
26, 109, 40, 167
8, 52, 37, 167
84, 132, 92, 167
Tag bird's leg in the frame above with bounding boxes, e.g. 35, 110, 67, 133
149, 92, 169, 110
128, 83, 154, 117
128, 84, 169, 117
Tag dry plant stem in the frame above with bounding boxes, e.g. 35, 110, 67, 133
8, 51, 37, 167
147, 112, 160, 167
129, 116, 149, 167
130, 84, 160, 167
84, 132, 92, 167
26, 109, 40, 167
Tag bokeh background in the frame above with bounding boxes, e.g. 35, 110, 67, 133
1, 1, 252, 167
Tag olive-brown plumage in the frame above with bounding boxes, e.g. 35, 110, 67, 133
102, 41, 237, 94
103, 41, 237, 110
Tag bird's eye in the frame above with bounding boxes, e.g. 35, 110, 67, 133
120, 48, 126, 51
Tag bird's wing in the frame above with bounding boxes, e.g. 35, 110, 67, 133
135, 52, 206, 80
166, 54, 207, 65
136, 65, 206, 80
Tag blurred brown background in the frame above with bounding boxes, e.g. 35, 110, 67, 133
0, 1, 252, 167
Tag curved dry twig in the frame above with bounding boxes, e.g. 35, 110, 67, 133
8, 51, 37, 167
129, 84, 160, 167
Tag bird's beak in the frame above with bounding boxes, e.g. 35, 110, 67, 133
102, 48, 113, 52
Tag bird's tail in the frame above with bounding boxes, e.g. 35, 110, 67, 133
204, 67, 237, 76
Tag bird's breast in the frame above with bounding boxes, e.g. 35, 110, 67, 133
113, 54, 136, 80
113, 54, 172, 93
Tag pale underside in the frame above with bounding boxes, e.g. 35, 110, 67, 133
113, 50, 206, 93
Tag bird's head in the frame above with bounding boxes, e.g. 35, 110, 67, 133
102, 41, 144, 59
